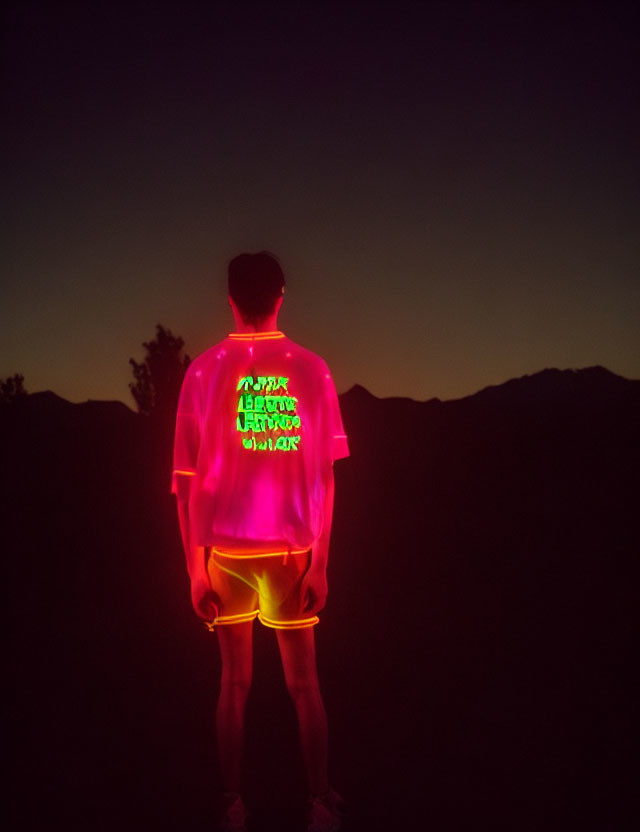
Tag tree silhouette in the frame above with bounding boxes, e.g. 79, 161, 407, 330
0, 373, 27, 405
129, 325, 190, 418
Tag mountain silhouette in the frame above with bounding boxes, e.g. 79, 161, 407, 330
3, 366, 637, 831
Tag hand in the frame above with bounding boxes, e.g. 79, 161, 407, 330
301, 567, 328, 615
191, 576, 220, 622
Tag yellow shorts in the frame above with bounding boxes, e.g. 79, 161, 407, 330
205, 546, 320, 630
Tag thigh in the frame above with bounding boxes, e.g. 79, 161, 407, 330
217, 620, 254, 684
276, 626, 320, 689
207, 550, 259, 621
258, 550, 319, 628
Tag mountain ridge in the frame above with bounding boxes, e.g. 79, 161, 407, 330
343, 365, 639, 406
6, 365, 638, 415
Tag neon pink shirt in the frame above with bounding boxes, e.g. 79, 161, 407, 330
171, 331, 349, 552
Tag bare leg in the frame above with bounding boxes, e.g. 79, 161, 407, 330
216, 621, 254, 793
276, 627, 329, 796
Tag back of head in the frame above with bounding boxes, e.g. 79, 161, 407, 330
228, 251, 285, 326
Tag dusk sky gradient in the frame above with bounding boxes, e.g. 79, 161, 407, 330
2, 1, 638, 406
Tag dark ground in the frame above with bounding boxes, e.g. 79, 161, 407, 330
3, 366, 638, 830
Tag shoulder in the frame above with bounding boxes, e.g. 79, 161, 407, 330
185, 338, 232, 378
282, 337, 332, 377
178, 340, 232, 402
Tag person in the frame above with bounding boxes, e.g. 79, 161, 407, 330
171, 252, 349, 832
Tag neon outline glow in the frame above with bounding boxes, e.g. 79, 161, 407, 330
212, 546, 310, 559
258, 612, 319, 629
207, 610, 319, 630
228, 331, 285, 341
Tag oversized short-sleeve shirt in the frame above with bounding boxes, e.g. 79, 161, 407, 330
171, 331, 349, 552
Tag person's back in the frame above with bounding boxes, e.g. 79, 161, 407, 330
173, 331, 348, 555
171, 252, 349, 832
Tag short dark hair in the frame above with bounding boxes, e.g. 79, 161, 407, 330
228, 251, 285, 326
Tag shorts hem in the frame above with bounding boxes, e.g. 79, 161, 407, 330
258, 612, 320, 630
211, 546, 310, 560
212, 610, 260, 626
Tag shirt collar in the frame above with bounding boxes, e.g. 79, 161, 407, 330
228, 330, 285, 341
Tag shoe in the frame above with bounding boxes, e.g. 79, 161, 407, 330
218, 792, 248, 832
307, 788, 346, 832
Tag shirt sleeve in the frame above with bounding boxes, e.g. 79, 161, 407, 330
322, 365, 349, 462
171, 367, 200, 496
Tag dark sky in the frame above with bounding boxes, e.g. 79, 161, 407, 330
2, 0, 638, 404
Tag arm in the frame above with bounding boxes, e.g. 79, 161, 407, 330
301, 468, 335, 614
172, 371, 218, 621
175, 478, 219, 621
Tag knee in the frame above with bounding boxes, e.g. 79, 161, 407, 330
220, 671, 252, 700
285, 675, 320, 705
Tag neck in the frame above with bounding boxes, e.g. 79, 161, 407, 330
232, 312, 280, 334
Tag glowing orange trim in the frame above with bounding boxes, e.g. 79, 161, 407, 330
258, 612, 319, 629
173, 468, 197, 477
210, 610, 260, 628
228, 331, 285, 341
212, 546, 310, 559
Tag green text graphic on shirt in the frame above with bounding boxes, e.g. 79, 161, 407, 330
236, 376, 301, 451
